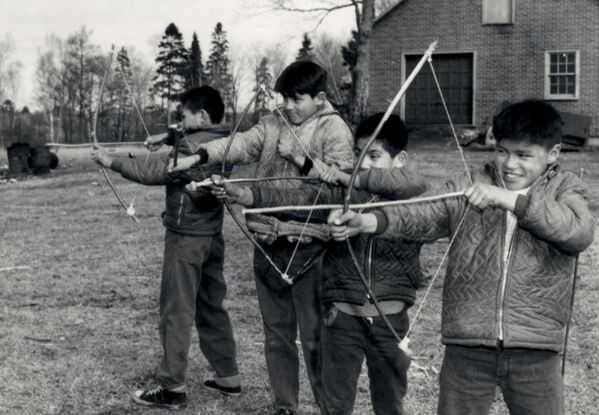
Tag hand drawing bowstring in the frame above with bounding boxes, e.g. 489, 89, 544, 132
91, 45, 154, 222
220, 85, 327, 285
243, 41, 474, 352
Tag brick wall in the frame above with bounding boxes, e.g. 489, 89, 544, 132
370, 0, 599, 136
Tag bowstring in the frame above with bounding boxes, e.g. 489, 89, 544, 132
399, 55, 475, 348
270, 106, 327, 280
282, 183, 325, 277
114, 53, 153, 210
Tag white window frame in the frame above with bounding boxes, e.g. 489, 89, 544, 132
482, 0, 514, 25
544, 50, 580, 100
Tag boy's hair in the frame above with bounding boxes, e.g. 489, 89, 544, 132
274, 60, 328, 98
355, 113, 409, 156
178, 86, 225, 124
492, 99, 563, 148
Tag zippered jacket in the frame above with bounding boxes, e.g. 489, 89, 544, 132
111, 128, 230, 236
199, 101, 354, 189
250, 168, 429, 306
377, 163, 595, 352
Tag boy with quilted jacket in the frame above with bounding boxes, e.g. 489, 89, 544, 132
170, 60, 354, 415
328, 100, 595, 415
92, 86, 240, 410
212, 113, 428, 415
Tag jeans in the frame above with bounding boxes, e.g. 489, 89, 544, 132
254, 239, 325, 412
321, 306, 410, 415
156, 231, 239, 390
438, 344, 564, 415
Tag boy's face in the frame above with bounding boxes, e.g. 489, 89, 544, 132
282, 92, 325, 125
494, 138, 561, 190
355, 137, 407, 170
181, 106, 210, 130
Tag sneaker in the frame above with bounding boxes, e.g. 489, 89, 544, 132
132, 386, 187, 410
275, 409, 296, 415
202, 379, 241, 397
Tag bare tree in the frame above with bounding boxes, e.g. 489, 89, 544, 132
228, 49, 246, 125
313, 33, 350, 107
263, 43, 290, 86
264, 0, 376, 124
0, 33, 22, 104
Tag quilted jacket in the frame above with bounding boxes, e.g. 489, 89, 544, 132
111, 128, 231, 236
250, 167, 429, 306
199, 101, 354, 189
378, 163, 595, 352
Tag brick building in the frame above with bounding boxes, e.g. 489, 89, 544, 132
369, 0, 599, 137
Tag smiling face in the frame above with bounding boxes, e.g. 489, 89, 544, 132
355, 137, 407, 170
494, 139, 561, 190
282, 92, 324, 125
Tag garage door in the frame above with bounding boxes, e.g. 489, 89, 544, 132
404, 53, 473, 125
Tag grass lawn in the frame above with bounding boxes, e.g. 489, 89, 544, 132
1, 143, 597, 414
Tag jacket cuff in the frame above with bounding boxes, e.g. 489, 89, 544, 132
195, 148, 209, 164
513, 193, 530, 218
372, 210, 388, 234
249, 188, 261, 208
110, 159, 124, 172
299, 158, 313, 176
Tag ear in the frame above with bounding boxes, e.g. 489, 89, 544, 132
393, 151, 408, 168
199, 109, 210, 123
314, 91, 327, 106
547, 143, 561, 164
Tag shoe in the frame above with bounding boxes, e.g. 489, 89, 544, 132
275, 409, 296, 415
132, 386, 187, 410
203, 379, 241, 397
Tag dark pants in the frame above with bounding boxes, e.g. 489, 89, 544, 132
438, 344, 565, 415
321, 306, 410, 415
254, 239, 325, 412
156, 230, 239, 390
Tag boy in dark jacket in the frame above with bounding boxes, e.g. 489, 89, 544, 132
170, 60, 354, 415
91, 86, 240, 410
212, 113, 428, 415
329, 100, 595, 415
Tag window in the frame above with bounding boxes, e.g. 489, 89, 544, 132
545, 51, 579, 100
482, 0, 513, 24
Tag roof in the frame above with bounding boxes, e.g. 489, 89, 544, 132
374, 0, 409, 24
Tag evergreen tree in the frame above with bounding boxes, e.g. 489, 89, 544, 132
297, 33, 314, 60
151, 23, 189, 114
187, 32, 204, 88
253, 57, 272, 117
205, 22, 233, 113
109, 47, 133, 141
341, 30, 359, 71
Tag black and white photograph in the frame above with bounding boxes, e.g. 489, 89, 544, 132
1, 1, 597, 414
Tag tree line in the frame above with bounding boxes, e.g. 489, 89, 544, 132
1, 0, 395, 147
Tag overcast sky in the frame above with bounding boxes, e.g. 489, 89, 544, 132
0, 0, 356, 109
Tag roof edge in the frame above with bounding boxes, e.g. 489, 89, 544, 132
374, 0, 409, 25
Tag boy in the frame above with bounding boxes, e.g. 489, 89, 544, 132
171, 60, 353, 415
329, 100, 595, 415
212, 113, 428, 415
91, 86, 240, 410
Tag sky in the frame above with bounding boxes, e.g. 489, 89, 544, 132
0, 0, 357, 109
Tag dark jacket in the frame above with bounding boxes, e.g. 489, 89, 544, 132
378, 163, 595, 352
251, 168, 429, 307
111, 127, 231, 236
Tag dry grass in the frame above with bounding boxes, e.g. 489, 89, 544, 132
0, 144, 597, 415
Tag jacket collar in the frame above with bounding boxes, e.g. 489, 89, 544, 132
275, 100, 340, 126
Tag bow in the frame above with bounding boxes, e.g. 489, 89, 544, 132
91, 45, 139, 222
220, 86, 292, 283
339, 41, 439, 350
221, 85, 328, 285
